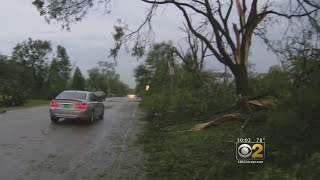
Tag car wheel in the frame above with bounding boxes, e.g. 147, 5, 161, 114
51, 116, 59, 123
98, 111, 104, 120
88, 111, 94, 124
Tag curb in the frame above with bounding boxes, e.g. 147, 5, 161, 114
0, 109, 7, 114
0, 104, 48, 114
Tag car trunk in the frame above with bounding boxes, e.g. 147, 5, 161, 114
52, 99, 85, 110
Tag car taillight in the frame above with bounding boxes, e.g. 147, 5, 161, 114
75, 103, 88, 109
50, 101, 59, 107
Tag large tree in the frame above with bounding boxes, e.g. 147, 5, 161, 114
47, 45, 72, 98
0, 54, 32, 106
32, 0, 320, 96
71, 67, 85, 90
11, 38, 52, 98
134, 42, 175, 93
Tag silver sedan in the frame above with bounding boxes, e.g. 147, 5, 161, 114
49, 90, 105, 124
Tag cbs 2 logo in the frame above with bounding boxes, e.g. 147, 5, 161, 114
237, 143, 265, 160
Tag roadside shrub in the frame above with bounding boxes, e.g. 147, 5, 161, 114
292, 152, 320, 178
0, 80, 28, 106
141, 92, 171, 116
250, 166, 295, 180
249, 66, 291, 98
170, 90, 208, 115
204, 82, 236, 112
250, 153, 320, 180
260, 67, 320, 176
266, 71, 320, 153
141, 90, 208, 120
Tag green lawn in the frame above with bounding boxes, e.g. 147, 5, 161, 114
139, 116, 268, 180
0, 99, 49, 113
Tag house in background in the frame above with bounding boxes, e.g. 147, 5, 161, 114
204, 70, 270, 85
212, 72, 234, 83
257, 73, 268, 77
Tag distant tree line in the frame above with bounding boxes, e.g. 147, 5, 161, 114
0, 38, 128, 106
87, 61, 129, 97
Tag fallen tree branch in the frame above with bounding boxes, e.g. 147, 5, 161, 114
190, 113, 247, 131
188, 98, 275, 132
246, 90, 275, 101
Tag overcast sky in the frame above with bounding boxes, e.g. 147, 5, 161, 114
0, 0, 282, 88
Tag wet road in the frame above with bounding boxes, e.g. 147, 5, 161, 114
0, 97, 146, 180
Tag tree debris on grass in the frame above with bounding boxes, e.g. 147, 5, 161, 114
190, 113, 247, 131
247, 100, 275, 109
190, 100, 276, 131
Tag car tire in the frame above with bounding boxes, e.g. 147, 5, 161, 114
51, 116, 59, 123
88, 111, 94, 124
98, 111, 104, 120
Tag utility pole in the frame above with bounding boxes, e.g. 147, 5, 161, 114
170, 75, 173, 97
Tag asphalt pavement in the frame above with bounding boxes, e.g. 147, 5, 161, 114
0, 97, 146, 180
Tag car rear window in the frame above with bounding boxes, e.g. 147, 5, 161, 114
56, 91, 87, 100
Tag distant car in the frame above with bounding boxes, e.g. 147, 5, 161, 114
94, 91, 106, 101
127, 94, 136, 99
49, 90, 105, 124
